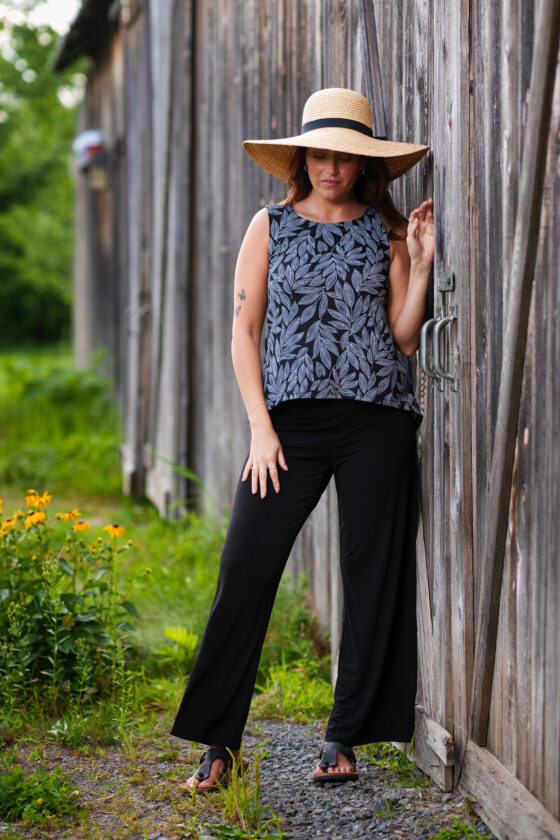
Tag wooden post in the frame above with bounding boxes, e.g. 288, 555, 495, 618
469, 0, 560, 746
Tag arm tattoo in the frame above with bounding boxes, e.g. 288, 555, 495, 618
234, 288, 246, 318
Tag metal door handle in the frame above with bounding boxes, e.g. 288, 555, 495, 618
433, 305, 458, 391
420, 317, 440, 382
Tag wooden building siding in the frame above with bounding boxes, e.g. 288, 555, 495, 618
58, 1, 560, 837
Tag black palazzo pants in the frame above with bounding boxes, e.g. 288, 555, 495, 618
170, 398, 419, 750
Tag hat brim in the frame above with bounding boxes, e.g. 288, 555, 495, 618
242, 127, 429, 182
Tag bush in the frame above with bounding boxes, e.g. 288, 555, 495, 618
0, 490, 144, 716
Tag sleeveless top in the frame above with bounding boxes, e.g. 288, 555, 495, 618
262, 203, 422, 427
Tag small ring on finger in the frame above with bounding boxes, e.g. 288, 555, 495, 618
251, 467, 258, 471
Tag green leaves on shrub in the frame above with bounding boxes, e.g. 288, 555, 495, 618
0, 750, 85, 823
0, 490, 144, 715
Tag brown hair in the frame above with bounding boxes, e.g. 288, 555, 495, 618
282, 148, 408, 240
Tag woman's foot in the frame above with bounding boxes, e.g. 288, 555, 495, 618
311, 742, 358, 782
178, 745, 238, 793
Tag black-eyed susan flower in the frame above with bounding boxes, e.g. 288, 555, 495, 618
145, 566, 152, 574
12, 508, 24, 520
73, 520, 91, 532
26, 490, 39, 507
26, 490, 52, 509
102, 524, 125, 538
56, 508, 82, 522
25, 510, 46, 528
37, 491, 52, 508
0, 517, 16, 537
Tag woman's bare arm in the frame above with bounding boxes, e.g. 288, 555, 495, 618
231, 208, 288, 498
386, 199, 434, 355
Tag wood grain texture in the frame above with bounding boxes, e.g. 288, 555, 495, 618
470, 0, 560, 747
458, 740, 560, 840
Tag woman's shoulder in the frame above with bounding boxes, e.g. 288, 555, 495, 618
373, 207, 407, 242
266, 202, 289, 218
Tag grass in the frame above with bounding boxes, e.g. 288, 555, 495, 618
0, 746, 85, 825
0, 346, 122, 497
358, 740, 430, 789
425, 819, 493, 839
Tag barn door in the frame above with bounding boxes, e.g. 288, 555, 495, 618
407, 0, 474, 792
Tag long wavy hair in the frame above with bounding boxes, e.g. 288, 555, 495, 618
282, 147, 408, 241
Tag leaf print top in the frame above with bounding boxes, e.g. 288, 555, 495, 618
262, 203, 422, 427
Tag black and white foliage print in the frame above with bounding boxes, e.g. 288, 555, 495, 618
262, 204, 422, 424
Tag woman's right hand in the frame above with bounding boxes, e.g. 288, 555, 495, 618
242, 419, 288, 498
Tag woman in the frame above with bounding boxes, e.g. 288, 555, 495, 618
171, 87, 433, 790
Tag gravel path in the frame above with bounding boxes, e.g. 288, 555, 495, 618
235, 719, 496, 840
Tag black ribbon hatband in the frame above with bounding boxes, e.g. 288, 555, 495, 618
302, 117, 386, 140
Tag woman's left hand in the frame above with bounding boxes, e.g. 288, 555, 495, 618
406, 198, 434, 265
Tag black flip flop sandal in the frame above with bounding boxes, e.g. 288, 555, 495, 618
179, 746, 235, 794
311, 741, 358, 783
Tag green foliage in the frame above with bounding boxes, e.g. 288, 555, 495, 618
157, 625, 200, 674
0, 490, 143, 718
358, 740, 429, 788
0, 350, 122, 494
0, 13, 86, 345
425, 819, 492, 839
0, 747, 85, 823
251, 654, 333, 722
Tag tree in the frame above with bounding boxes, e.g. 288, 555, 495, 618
0, 3, 86, 345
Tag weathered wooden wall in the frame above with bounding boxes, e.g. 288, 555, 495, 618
61, 0, 560, 837
373, 0, 560, 834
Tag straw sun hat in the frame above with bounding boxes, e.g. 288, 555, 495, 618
242, 87, 429, 182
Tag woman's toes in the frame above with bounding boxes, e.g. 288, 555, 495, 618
178, 775, 197, 791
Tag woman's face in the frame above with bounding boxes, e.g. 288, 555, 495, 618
305, 147, 363, 200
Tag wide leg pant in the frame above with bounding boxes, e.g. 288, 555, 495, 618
170, 399, 419, 750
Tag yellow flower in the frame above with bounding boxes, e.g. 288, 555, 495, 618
35, 797, 43, 804
145, 567, 152, 574
26, 490, 39, 507
38, 491, 52, 507
12, 508, 24, 520
102, 524, 125, 538
25, 510, 46, 529
26, 490, 51, 509
0, 517, 16, 538
56, 509, 82, 521
0, 498, 2, 512
73, 520, 91, 532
